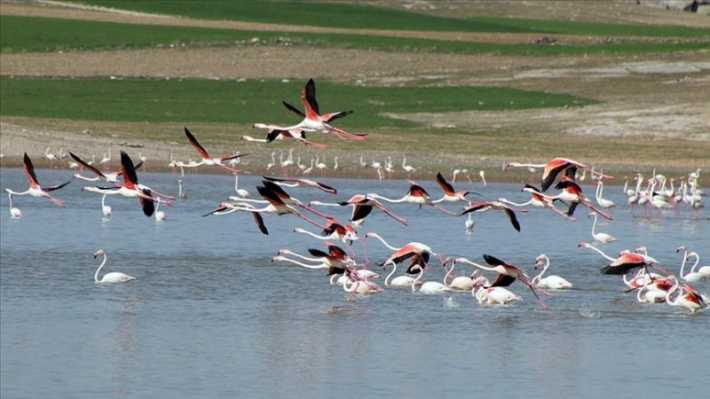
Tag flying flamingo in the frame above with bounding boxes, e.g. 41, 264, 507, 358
454, 254, 549, 309
505, 157, 613, 192
368, 181, 459, 216
309, 194, 408, 226
549, 176, 613, 220
280, 78, 366, 141
7, 192, 22, 219
70, 151, 144, 184
5, 153, 70, 207
259, 180, 332, 219
216, 183, 328, 235
532, 254, 573, 289
498, 184, 575, 221
92, 249, 135, 283
432, 172, 478, 204
293, 217, 359, 256
272, 254, 346, 284
81, 151, 172, 217
263, 175, 337, 195
183, 127, 247, 172
247, 124, 327, 149
588, 212, 616, 243
578, 242, 659, 276
459, 200, 526, 232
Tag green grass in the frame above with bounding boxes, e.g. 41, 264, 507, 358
71, 0, 710, 38
0, 77, 597, 127
3, 16, 708, 56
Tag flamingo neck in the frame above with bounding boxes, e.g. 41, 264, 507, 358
411, 267, 425, 292
384, 263, 398, 286
95, 253, 107, 282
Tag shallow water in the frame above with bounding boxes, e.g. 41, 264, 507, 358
1, 167, 707, 398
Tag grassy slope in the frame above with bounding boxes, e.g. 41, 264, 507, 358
0, 77, 596, 127
3, 16, 708, 55
71, 0, 709, 37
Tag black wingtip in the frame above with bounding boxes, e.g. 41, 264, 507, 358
482, 254, 505, 266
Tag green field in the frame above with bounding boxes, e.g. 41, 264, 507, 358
3, 16, 708, 55
0, 76, 597, 128
72, 0, 710, 38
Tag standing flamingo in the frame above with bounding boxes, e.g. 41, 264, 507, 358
588, 212, 616, 243
595, 180, 617, 209
665, 277, 707, 313
92, 249, 135, 283
101, 194, 112, 219
5, 153, 70, 207
532, 254, 573, 289
7, 192, 22, 219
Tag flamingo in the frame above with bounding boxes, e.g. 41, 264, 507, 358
549, 176, 613, 220
280, 78, 366, 141
309, 194, 408, 226
689, 252, 710, 279
465, 213, 474, 232
315, 156, 328, 177
232, 173, 251, 198
101, 194, 112, 219
155, 199, 167, 221
293, 217, 359, 256
443, 259, 477, 291
402, 156, 416, 176
183, 127, 247, 172
383, 261, 423, 287
459, 200, 526, 232
263, 176, 337, 195
259, 180, 332, 219
665, 277, 707, 313
588, 212, 616, 243
680, 249, 706, 282
532, 254, 573, 289
432, 172, 478, 203
505, 157, 613, 192
248, 124, 327, 149
7, 192, 22, 219
473, 283, 522, 306
92, 249, 135, 283
578, 242, 658, 276
272, 254, 346, 284
595, 180, 617, 209
411, 263, 452, 294
99, 150, 111, 167
70, 152, 127, 184
44, 146, 58, 164
178, 179, 187, 200
498, 184, 575, 220
479, 170, 487, 186
217, 182, 327, 235
81, 151, 172, 217
368, 181, 459, 216
5, 153, 70, 207
454, 254, 548, 309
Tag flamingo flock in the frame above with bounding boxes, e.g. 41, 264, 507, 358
2, 78, 707, 313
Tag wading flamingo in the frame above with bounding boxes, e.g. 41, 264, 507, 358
93, 249, 135, 283
588, 212, 616, 243
532, 254, 573, 289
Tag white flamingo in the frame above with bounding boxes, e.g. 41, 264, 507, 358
93, 249, 135, 283
589, 212, 616, 243
101, 194, 112, 219
7, 192, 22, 219
532, 254, 573, 289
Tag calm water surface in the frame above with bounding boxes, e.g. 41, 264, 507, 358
1, 167, 708, 398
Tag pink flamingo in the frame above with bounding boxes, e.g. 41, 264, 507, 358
5, 153, 70, 206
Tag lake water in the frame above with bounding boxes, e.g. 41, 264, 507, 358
1, 167, 707, 398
